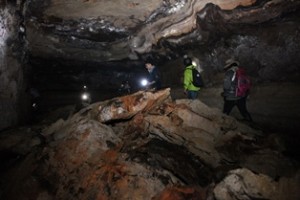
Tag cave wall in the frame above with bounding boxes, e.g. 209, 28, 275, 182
1, 0, 299, 133
172, 11, 300, 84
0, 3, 29, 131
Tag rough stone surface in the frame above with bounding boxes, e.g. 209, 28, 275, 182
214, 168, 300, 200
0, 89, 299, 200
0, 4, 29, 130
25, 0, 300, 62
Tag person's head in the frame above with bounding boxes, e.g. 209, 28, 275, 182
183, 57, 193, 66
145, 58, 155, 71
145, 62, 153, 69
224, 59, 239, 70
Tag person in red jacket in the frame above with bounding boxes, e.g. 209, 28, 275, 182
222, 59, 253, 122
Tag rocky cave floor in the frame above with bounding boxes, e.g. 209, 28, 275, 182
0, 88, 299, 200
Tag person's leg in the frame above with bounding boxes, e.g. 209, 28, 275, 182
192, 91, 198, 99
223, 99, 235, 115
237, 97, 253, 121
187, 91, 198, 100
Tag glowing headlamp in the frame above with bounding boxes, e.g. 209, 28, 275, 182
192, 60, 197, 66
81, 93, 89, 100
140, 79, 148, 87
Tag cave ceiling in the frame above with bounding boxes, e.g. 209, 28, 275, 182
25, 0, 300, 66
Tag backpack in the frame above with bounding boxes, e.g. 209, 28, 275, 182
235, 68, 251, 97
191, 68, 204, 87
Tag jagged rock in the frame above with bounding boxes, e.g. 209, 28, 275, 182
0, 127, 42, 155
213, 168, 300, 200
152, 185, 210, 200
0, 89, 299, 200
96, 88, 171, 122
145, 98, 265, 168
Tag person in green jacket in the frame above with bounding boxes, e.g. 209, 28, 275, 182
183, 57, 200, 99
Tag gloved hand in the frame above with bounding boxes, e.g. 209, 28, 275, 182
148, 81, 155, 86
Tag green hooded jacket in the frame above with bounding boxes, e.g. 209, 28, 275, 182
184, 65, 200, 91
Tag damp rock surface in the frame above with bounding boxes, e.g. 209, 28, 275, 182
0, 89, 299, 200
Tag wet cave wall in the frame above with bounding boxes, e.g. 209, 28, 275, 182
0, 2, 29, 131
1, 0, 300, 133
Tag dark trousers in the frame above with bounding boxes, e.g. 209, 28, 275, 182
187, 90, 198, 100
223, 96, 253, 122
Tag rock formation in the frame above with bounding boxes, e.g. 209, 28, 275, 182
0, 89, 299, 199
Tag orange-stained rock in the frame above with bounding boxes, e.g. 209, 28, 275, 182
97, 88, 171, 122
0, 89, 299, 200
152, 185, 208, 200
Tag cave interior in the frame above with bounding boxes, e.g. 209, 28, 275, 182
0, 0, 300, 199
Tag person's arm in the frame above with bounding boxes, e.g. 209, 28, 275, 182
223, 70, 234, 90
148, 67, 160, 85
